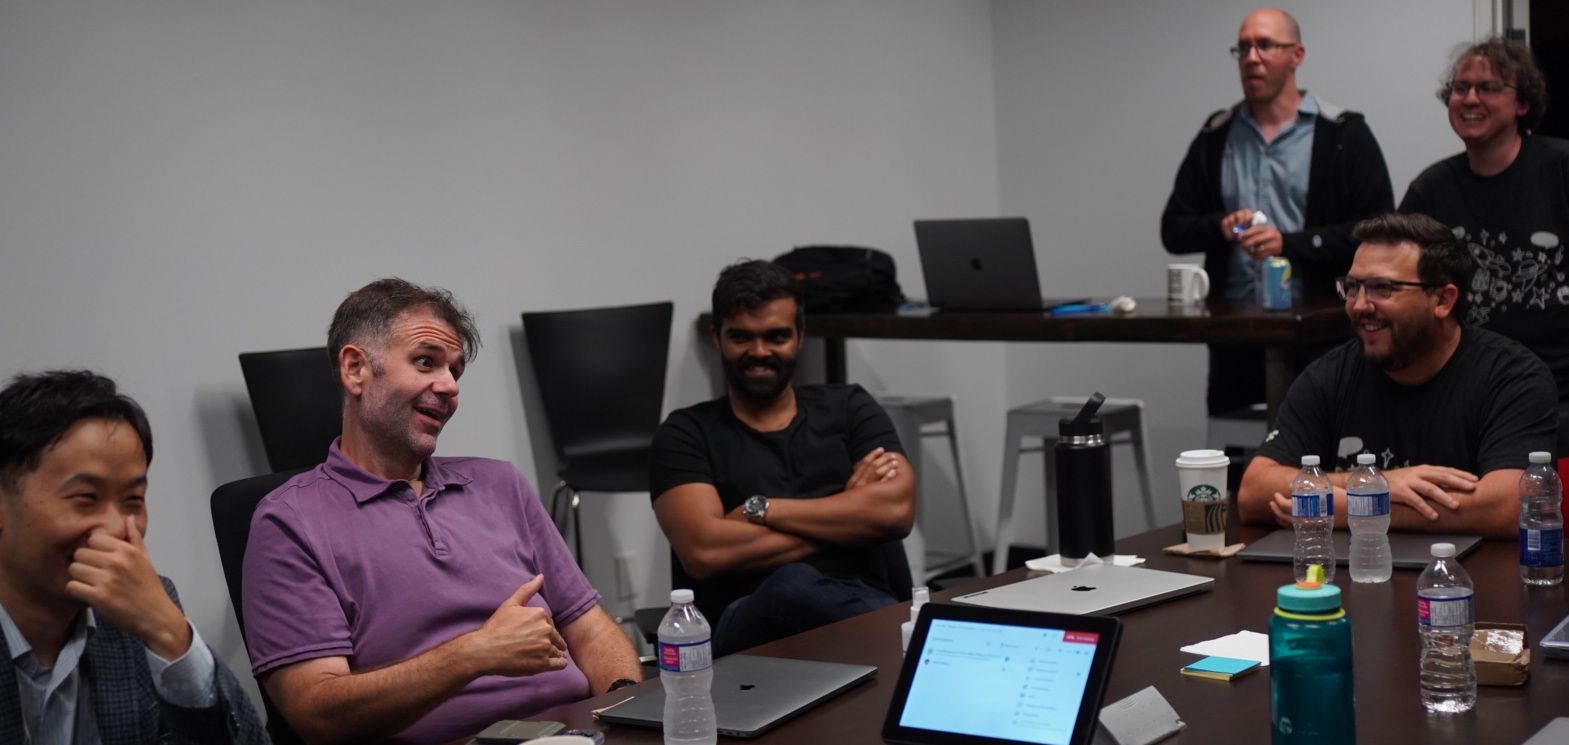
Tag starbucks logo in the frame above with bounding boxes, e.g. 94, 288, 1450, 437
1187, 484, 1221, 502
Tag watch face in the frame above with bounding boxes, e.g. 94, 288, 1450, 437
745, 495, 766, 518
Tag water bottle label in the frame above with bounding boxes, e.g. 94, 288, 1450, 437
1520, 527, 1564, 567
1417, 593, 1474, 628
1347, 491, 1389, 517
658, 639, 712, 673
1292, 492, 1332, 518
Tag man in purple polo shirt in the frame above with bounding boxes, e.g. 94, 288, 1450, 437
241, 278, 641, 745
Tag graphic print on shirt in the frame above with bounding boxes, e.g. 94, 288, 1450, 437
1458, 225, 1568, 326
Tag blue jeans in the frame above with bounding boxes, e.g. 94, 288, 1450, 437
712, 562, 897, 656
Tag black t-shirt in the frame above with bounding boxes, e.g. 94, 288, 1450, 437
649, 384, 905, 622
1258, 327, 1557, 476
1400, 136, 1569, 404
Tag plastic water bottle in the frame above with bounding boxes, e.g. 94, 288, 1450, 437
658, 589, 716, 745
1269, 565, 1354, 745
1291, 455, 1335, 583
1346, 453, 1392, 583
1417, 543, 1476, 714
1519, 451, 1565, 586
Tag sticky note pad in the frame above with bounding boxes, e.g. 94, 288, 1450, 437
1180, 655, 1261, 682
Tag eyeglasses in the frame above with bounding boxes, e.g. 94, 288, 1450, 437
1229, 40, 1298, 59
1335, 276, 1441, 301
1444, 80, 1516, 98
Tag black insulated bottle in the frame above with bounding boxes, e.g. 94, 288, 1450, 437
1056, 393, 1115, 564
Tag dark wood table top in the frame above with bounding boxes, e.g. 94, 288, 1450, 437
533, 524, 1569, 744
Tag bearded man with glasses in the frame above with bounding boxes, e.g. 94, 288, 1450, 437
1161, 7, 1394, 420
1238, 214, 1557, 538
1399, 37, 1569, 451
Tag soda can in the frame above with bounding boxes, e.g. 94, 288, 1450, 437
1258, 257, 1293, 309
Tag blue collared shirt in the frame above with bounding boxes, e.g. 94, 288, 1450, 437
0, 601, 217, 744
1221, 91, 1317, 299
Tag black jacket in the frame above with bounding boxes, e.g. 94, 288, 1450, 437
1160, 99, 1394, 300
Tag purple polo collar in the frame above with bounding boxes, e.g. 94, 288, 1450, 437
320, 438, 474, 504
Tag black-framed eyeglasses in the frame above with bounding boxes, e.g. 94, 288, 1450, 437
1335, 276, 1441, 301
1444, 80, 1516, 98
1229, 39, 1298, 59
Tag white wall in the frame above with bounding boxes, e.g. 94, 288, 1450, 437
989, 0, 1477, 544
0, 0, 999, 708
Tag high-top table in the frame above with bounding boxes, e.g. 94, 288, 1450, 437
532, 524, 1569, 744
797, 297, 1350, 423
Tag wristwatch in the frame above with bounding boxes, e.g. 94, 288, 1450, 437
743, 494, 770, 524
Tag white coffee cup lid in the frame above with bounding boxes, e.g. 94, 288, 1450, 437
1175, 449, 1229, 468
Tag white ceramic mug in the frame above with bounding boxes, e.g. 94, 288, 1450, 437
1175, 449, 1230, 552
1166, 264, 1210, 305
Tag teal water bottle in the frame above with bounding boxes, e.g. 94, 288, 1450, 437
1270, 565, 1355, 744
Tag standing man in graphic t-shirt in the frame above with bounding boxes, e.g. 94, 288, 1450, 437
1162, 7, 1394, 417
1400, 36, 1569, 449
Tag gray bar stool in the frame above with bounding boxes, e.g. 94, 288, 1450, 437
875, 394, 987, 580
992, 396, 1157, 575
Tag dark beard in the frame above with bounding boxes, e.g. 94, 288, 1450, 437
1361, 316, 1440, 372
723, 355, 795, 402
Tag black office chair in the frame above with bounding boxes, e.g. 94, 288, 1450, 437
211, 469, 310, 745
238, 347, 342, 472
521, 302, 674, 563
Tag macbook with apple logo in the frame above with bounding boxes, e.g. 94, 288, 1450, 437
914, 217, 1087, 312
951, 563, 1214, 616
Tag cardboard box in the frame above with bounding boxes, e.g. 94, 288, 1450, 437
1472, 622, 1530, 686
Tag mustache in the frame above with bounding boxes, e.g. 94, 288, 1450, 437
737, 356, 783, 371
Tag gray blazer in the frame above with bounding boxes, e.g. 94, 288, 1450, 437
0, 578, 269, 744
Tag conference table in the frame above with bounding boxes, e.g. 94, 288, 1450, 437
533, 523, 1569, 744
801, 297, 1351, 423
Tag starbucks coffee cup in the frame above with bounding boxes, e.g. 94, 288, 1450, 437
1175, 449, 1230, 552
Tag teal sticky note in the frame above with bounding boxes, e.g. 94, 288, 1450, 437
1181, 655, 1261, 679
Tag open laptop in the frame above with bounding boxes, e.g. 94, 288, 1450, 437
598, 654, 875, 738
1238, 530, 1484, 569
883, 602, 1121, 745
914, 217, 1086, 312
951, 563, 1215, 615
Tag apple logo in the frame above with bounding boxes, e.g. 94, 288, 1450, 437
1070, 585, 1096, 592
970, 258, 983, 271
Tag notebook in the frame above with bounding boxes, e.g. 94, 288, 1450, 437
882, 602, 1121, 745
914, 217, 1086, 312
951, 563, 1215, 615
598, 654, 875, 738
1237, 530, 1483, 569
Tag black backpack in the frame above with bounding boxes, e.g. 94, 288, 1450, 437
773, 245, 905, 312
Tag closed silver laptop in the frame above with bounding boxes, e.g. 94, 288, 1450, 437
952, 563, 1214, 615
598, 654, 876, 738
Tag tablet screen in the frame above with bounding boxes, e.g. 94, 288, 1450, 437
883, 604, 1120, 745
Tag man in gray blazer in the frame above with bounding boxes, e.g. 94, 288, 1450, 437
0, 370, 266, 744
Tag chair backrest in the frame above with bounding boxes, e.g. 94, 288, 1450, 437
210, 468, 310, 745
238, 347, 342, 472
521, 302, 673, 477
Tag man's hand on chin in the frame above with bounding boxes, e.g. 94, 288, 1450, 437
65, 515, 191, 660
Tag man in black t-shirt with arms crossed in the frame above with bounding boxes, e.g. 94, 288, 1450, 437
1239, 214, 1557, 538
650, 260, 915, 655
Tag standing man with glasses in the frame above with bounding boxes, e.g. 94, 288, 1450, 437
1399, 37, 1569, 450
1238, 214, 1557, 537
1162, 7, 1394, 418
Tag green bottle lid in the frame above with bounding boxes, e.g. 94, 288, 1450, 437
1275, 565, 1342, 614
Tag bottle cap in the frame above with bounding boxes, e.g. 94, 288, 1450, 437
1430, 542, 1456, 558
1529, 451, 1553, 464
670, 588, 695, 604
912, 586, 931, 607
1356, 453, 1375, 465
1301, 455, 1320, 467
1276, 565, 1341, 613
1059, 393, 1107, 437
